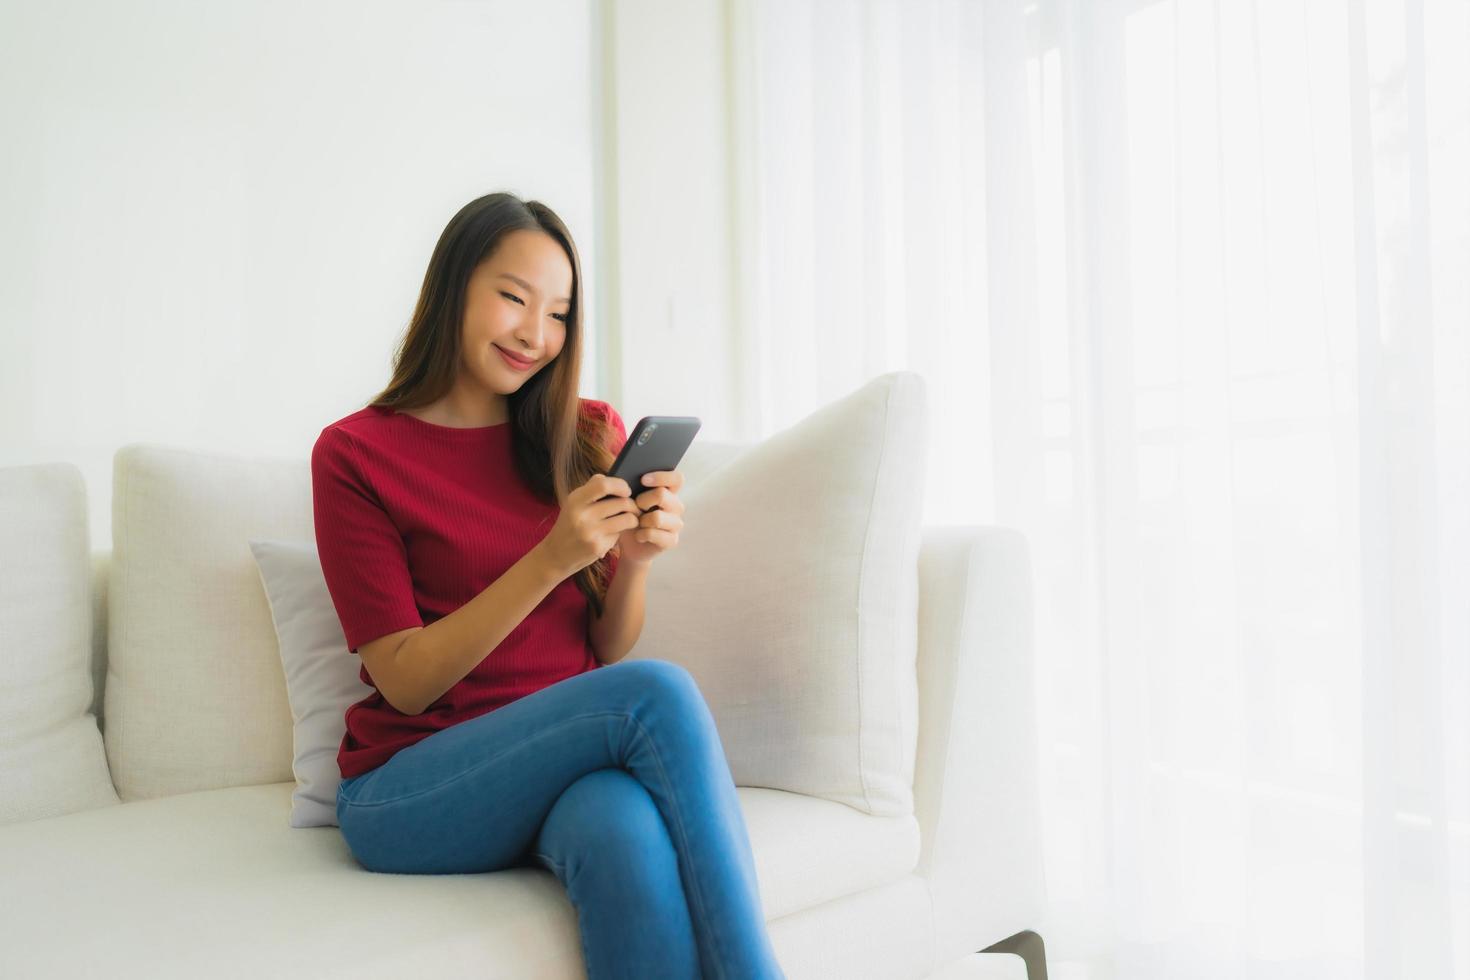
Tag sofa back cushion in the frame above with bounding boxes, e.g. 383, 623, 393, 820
0, 463, 119, 823
104, 446, 310, 799
632, 371, 929, 816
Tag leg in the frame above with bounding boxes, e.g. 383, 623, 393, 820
335, 658, 785, 980
531, 768, 700, 980
980, 929, 1048, 980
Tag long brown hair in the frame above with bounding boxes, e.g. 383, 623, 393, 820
366, 192, 621, 618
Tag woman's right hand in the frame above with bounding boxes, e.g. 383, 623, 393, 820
536, 474, 643, 578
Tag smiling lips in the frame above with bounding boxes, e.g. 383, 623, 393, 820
495, 345, 536, 370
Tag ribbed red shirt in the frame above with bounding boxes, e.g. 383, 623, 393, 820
310, 398, 627, 779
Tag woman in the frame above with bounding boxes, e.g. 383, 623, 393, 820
310, 192, 786, 980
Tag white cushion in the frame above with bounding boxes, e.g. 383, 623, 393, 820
248, 539, 372, 827
629, 371, 929, 816
105, 446, 305, 800
0, 463, 119, 824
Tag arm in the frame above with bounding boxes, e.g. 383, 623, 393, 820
389, 541, 569, 714
913, 526, 1046, 958
314, 427, 576, 716
588, 554, 651, 666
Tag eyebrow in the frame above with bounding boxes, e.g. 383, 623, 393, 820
496, 273, 571, 304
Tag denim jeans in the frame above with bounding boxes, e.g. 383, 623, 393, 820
336, 658, 787, 980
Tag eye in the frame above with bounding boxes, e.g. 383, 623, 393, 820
503, 291, 568, 323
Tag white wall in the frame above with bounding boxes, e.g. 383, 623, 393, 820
0, 0, 601, 546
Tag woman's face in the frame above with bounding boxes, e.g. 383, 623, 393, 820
459, 228, 572, 393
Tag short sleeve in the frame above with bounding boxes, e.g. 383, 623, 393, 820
311, 427, 424, 654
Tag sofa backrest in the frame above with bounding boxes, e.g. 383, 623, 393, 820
93, 366, 932, 819
98, 438, 749, 801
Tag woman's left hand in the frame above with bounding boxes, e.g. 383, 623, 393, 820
615, 470, 685, 565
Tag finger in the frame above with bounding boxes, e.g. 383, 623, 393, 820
595, 475, 632, 499
641, 510, 683, 532
633, 527, 678, 547
636, 487, 680, 513
592, 494, 638, 521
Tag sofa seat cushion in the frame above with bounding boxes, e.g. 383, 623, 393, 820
0, 782, 919, 978
741, 786, 920, 919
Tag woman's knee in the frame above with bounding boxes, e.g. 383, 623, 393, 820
536, 769, 675, 875
612, 658, 705, 708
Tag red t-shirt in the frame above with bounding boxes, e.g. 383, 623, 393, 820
310, 398, 628, 779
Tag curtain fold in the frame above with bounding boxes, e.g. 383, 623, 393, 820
732, 1, 1469, 976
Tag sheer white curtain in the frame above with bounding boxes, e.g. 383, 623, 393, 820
730, 0, 1469, 976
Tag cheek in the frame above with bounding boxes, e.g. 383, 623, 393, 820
463, 308, 498, 341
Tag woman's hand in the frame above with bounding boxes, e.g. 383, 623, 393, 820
537, 474, 641, 579
615, 470, 685, 565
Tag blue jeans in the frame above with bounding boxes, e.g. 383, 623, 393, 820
336, 658, 786, 980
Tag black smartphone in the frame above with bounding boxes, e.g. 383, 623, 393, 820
600, 415, 702, 509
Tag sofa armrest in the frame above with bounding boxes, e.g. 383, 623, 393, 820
914, 525, 1046, 964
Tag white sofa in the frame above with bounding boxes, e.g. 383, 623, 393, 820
0, 432, 1048, 979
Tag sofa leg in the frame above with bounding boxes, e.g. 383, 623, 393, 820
979, 929, 1048, 980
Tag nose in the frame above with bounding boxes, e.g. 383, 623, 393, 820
515, 311, 545, 351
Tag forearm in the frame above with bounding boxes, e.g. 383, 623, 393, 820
589, 555, 650, 665
396, 542, 568, 714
